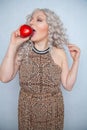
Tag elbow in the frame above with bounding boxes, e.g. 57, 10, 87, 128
63, 79, 75, 91
63, 84, 73, 91
0, 77, 10, 83
0, 75, 13, 83
66, 87, 73, 91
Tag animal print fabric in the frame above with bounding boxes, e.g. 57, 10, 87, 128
18, 42, 64, 130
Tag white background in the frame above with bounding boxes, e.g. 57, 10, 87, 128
0, 0, 87, 130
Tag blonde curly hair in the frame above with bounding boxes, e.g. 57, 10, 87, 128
26, 8, 69, 49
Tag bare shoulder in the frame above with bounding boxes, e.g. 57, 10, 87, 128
50, 47, 67, 67
51, 47, 67, 59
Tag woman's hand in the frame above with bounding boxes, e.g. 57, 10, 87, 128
10, 28, 29, 49
68, 44, 80, 62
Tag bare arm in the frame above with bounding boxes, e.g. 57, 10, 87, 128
61, 44, 80, 91
0, 44, 18, 82
0, 29, 29, 83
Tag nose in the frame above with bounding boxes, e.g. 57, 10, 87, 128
29, 19, 35, 26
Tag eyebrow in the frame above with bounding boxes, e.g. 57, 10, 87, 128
31, 15, 46, 19
37, 15, 45, 18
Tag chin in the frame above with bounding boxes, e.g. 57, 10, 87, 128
31, 36, 35, 41
31, 39, 36, 42
31, 37, 38, 43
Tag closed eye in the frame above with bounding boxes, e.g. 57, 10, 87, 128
37, 18, 42, 22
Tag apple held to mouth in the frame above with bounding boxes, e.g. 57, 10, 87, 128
20, 24, 33, 38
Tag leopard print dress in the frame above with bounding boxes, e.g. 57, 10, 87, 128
18, 42, 64, 130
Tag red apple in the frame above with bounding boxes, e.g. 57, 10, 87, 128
20, 24, 33, 38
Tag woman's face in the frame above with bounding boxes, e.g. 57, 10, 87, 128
29, 10, 48, 44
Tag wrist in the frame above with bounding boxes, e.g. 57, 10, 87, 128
9, 42, 19, 52
73, 59, 80, 66
8, 43, 18, 56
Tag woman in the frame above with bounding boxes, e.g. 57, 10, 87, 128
0, 8, 80, 130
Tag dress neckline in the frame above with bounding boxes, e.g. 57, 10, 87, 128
32, 45, 50, 54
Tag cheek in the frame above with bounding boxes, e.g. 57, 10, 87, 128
40, 28, 48, 37
39, 24, 48, 34
43, 27, 48, 34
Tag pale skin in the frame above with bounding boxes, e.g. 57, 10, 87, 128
0, 11, 80, 91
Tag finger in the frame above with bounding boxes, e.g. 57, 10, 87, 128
68, 44, 77, 48
68, 45, 80, 51
15, 29, 20, 37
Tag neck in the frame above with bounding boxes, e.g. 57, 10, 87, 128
33, 41, 49, 51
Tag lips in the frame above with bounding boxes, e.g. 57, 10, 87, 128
33, 28, 36, 32
31, 28, 36, 36
30, 27, 37, 39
